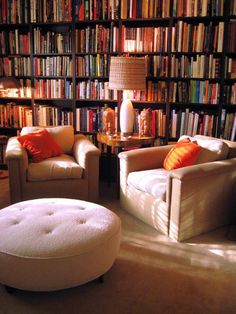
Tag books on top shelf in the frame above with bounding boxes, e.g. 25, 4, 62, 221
30, 0, 72, 23
173, 0, 224, 17
75, 0, 119, 21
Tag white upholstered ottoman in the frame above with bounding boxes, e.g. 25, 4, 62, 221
0, 198, 121, 291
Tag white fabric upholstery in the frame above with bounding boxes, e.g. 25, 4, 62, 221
6, 126, 101, 203
27, 154, 83, 181
21, 125, 74, 154
0, 198, 121, 291
179, 135, 229, 163
127, 168, 168, 201
119, 135, 236, 241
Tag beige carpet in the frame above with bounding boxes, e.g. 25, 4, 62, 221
0, 178, 236, 314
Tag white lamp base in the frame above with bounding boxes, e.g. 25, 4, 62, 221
120, 99, 134, 137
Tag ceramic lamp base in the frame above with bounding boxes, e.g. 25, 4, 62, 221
120, 99, 134, 136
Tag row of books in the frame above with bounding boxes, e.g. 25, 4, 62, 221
172, 0, 224, 17
76, 106, 105, 132
75, 0, 119, 21
225, 58, 236, 79
227, 20, 236, 53
230, 0, 236, 15
75, 25, 119, 53
30, 0, 72, 23
75, 105, 235, 141
34, 104, 73, 126
76, 80, 118, 100
76, 54, 109, 77
0, 30, 30, 55
146, 55, 169, 77
34, 79, 73, 99
33, 28, 72, 54
1, 101, 234, 141
122, 26, 169, 53
75, 79, 222, 105
34, 56, 73, 77
170, 55, 221, 79
0, 102, 33, 128
169, 80, 220, 104
221, 110, 236, 141
170, 108, 218, 138
172, 21, 224, 53
0, 57, 31, 77
121, 0, 170, 19
223, 83, 236, 105
0, 0, 30, 24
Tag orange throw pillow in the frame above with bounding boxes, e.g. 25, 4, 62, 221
18, 129, 63, 163
163, 138, 201, 170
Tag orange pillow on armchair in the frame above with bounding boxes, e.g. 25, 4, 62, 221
18, 129, 63, 163
163, 138, 201, 170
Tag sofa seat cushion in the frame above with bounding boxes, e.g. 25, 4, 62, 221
127, 168, 168, 201
27, 154, 83, 181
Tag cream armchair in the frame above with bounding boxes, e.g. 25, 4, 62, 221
6, 126, 101, 204
118, 135, 236, 241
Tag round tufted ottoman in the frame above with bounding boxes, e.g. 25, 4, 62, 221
0, 198, 121, 291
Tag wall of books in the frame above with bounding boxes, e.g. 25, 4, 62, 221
0, 0, 235, 141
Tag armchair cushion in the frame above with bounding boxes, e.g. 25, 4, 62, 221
127, 168, 168, 201
27, 154, 83, 181
179, 135, 229, 163
18, 129, 63, 163
163, 138, 201, 170
20, 126, 74, 154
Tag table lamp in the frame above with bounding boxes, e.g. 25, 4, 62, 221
0, 77, 21, 179
108, 56, 146, 137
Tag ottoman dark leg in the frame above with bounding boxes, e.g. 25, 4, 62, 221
5, 285, 17, 294
97, 275, 104, 284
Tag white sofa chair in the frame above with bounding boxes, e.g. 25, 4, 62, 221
6, 126, 101, 204
118, 135, 236, 241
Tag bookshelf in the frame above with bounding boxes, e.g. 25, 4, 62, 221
0, 0, 235, 142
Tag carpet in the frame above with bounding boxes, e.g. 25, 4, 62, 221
0, 179, 236, 314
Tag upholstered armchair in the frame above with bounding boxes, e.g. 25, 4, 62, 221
6, 126, 101, 204
118, 135, 236, 241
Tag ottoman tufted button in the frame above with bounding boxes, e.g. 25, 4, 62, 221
0, 198, 121, 292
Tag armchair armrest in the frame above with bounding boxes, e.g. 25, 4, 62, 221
73, 134, 100, 169
118, 145, 173, 174
5, 137, 29, 203
73, 134, 101, 202
6, 137, 29, 171
168, 158, 236, 241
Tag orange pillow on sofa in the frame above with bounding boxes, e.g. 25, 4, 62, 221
18, 129, 63, 163
163, 138, 201, 170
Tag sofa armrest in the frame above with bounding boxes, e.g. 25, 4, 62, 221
168, 158, 236, 241
5, 137, 29, 203
118, 145, 173, 174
